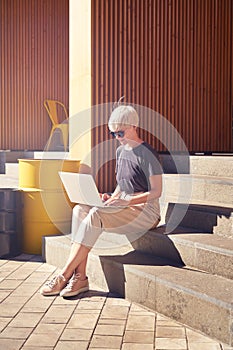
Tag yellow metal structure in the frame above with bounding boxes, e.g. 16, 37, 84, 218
19, 159, 80, 254
44, 99, 69, 151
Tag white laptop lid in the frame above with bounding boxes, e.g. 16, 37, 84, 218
59, 172, 104, 207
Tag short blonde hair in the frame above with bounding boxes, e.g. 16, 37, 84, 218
108, 105, 139, 131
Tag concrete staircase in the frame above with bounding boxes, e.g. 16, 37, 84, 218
42, 156, 233, 346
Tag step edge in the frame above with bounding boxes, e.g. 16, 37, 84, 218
170, 236, 233, 256
99, 254, 233, 310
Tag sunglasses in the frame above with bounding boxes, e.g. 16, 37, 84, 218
110, 130, 125, 138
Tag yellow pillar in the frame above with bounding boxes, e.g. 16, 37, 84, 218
69, 0, 92, 166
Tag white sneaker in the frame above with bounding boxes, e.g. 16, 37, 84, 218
60, 273, 89, 297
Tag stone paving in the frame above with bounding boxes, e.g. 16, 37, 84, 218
0, 254, 231, 350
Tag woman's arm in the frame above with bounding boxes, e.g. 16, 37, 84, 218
128, 174, 162, 205
101, 185, 122, 203
106, 174, 162, 206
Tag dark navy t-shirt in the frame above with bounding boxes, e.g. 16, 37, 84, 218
116, 142, 163, 194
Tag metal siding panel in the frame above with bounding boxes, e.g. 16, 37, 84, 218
0, 0, 69, 150
91, 0, 232, 152
91, 0, 232, 191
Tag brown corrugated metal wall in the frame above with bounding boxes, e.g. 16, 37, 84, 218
1, 0, 232, 156
0, 0, 69, 150
91, 0, 233, 154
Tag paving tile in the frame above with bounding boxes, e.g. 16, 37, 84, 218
122, 344, 154, 350
186, 328, 220, 343
18, 260, 42, 268
8, 312, 43, 327
0, 338, 25, 350
60, 328, 93, 341
89, 348, 122, 350
156, 314, 184, 327
24, 271, 52, 283
188, 344, 222, 350
129, 304, 155, 316
84, 290, 108, 301
8, 268, 38, 280
94, 323, 125, 336
3, 294, 31, 304
155, 337, 187, 349
0, 271, 15, 280
0, 326, 33, 339
0, 303, 22, 317
54, 340, 89, 350
33, 323, 65, 334
76, 299, 104, 310
124, 330, 154, 343
0, 278, 23, 290
90, 334, 122, 348
100, 305, 129, 319
0, 269, 12, 279
36, 263, 57, 273
105, 297, 131, 307
41, 304, 76, 324
1, 260, 24, 268
0, 317, 11, 332
0, 289, 12, 302
98, 318, 126, 326
48, 304, 76, 316
72, 308, 100, 314
11, 282, 39, 296
22, 347, 54, 350
67, 312, 100, 329
53, 296, 79, 306
126, 314, 155, 331
22, 294, 55, 313
156, 326, 186, 338
23, 332, 61, 347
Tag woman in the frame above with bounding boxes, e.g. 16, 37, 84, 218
40, 105, 163, 297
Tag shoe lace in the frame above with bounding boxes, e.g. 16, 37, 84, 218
46, 275, 66, 288
65, 273, 81, 290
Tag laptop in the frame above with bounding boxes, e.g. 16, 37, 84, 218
59, 172, 105, 207
59, 172, 127, 209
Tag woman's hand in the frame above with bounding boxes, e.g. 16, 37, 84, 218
104, 197, 129, 207
100, 193, 111, 202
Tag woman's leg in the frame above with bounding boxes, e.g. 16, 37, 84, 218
60, 243, 90, 280
40, 205, 103, 296
62, 242, 88, 279
59, 204, 101, 279
75, 256, 88, 278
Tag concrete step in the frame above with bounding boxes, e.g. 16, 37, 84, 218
42, 208, 233, 280
160, 155, 233, 177
162, 174, 233, 208
132, 227, 233, 280
162, 202, 233, 238
190, 156, 233, 178
41, 234, 233, 346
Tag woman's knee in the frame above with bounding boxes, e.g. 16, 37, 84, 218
73, 204, 89, 217
87, 207, 102, 228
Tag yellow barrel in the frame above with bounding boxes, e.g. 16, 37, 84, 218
19, 159, 80, 189
18, 159, 80, 254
